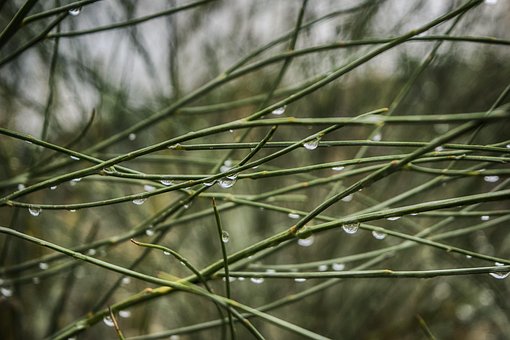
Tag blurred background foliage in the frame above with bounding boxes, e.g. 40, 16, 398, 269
0, 0, 509, 339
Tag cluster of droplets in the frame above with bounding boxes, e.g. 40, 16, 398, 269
250, 277, 264, 284
342, 222, 359, 234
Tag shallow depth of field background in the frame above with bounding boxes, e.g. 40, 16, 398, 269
0, 1, 509, 339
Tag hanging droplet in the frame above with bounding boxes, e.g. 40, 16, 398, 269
342, 223, 359, 234
220, 164, 232, 173
17, 183, 26, 191
163, 251, 171, 256
28, 206, 42, 217
250, 277, 264, 284
288, 212, 300, 219
484, 0, 497, 4
160, 179, 173, 186
68, 7, 82, 16
489, 262, 509, 279
218, 177, 236, 189
332, 166, 345, 171
294, 278, 307, 283
371, 133, 382, 142
387, 216, 400, 221
465, 255, 472, 259
70, 155, 80, 161
226, 173, 238, 180
144, 184, 156, 192
271, 106, 286, 115
38, 262, 49, 270
183, 203, 191, 209
372, 230, 387, 240
132, 198, 146, 205
318, 264, 328, 271
1, 287, 13, 297
303, 138, 320, 150
121, 277, 131, 285
221, 231, 230, 243
297, 235, 314, 247
128, 133, 136, 141
480, 215, 490, 221
238, 277, 245, 281
69, 209, 76, 213
332, 263, 345, 271
119, 310, 131, 318
203, 180, 215, 187
145, 228, 155, 236
169, 335, 181, 340
265, 269, 276, 273
103, 316, 114, 327
341, 194, 353, 202
483, 176, 499, 183
434, 146, 444, 152
87, 249, 97, 256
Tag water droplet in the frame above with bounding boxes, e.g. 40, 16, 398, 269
132, 198, 146, 205
68, 7, 82, 16
484, 0, 497, 4
17, 183, 25, 191
341, 194, 353, 202
332, 166, 345, 171
204, 180, 215, 187
163, 251, 171, 256
144, 184, 156, 192
465, 255, 472, 259
288, 212, 300, 219
70, 155, 80, 161
271, 106, 286, 115
265, 269, 276, 273
303, 138, 320, 150
145, 228, 155, 236
490, 262, 509, 279
121, 277, 131, 285
72, 178, 82, 182
226, 173, 238, 180
250, 277, 264, 284
119, 310, 131, 318
169, 335, 180, 340
238, 277, 245, 281
48, 185, 57, 190
1, 287, 13, 297
160, 179, 173, 186
128, 133, 136, 141
103, 316, 114, 327
318, 264, 328, 271
220, 165, 232, 173
39, 262, 49, 270
221, 231, 230, 243
372, 230, 387, 240
87, 249, 96, 256
371, 133, 382, 142
218, 177, 236, 189
342, 223, 359, 234
29, 206, 41, 216
480, 215, 490, 221
294, 278, 307, 283
168, 143, 181, 149
506, 144, 510, 149
297, 235, 314, 247
387, 216, 400, 221
434, 146, 444, 152
483, 175, 499, 183
183, 203, 191, 209
332, 263, 345, 271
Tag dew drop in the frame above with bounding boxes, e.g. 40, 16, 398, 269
204, 180, 216, 187
483, 175, 499, 183
28, 206, 41, 217
372, 230, 387, 240
294, 278, 307, 283
69, 209, 76, 213
229, 129, 234, 133
480, 215, 490, 221
87, 249, 96, 256
371, 133, 382, 142
484, 0, 497, 4
128, 133, 136, 141
250, 277, 264, 284
132, 198, 146, 205
68, 7, 82, 16
103, 316, 114, 327
221, 231, 230, 243
465, 255, 472, 259
318, 264, 328, 271
434, 146, 444, 152
387, 216, 400, 221
342, 223, 359, 234
288, 212, 300, 219
303, 138, 320, 150
17, 183, 25, 191
226, 173, 238, 180
38, 262, 49, 270
1, 287, 13, 297
332, 166, 345, 171
220, 165, 232, 173
238, 277, 245, 281
144, 184, 156, 192
332, 263, 345, 271
271, 106, 286, 115
265, 269, 276, 273
145, 228, 155, 236
218, 177, 236, 189
71, 178, 82, 182
341, 194, 353, 202
119, 310, 131, 318
170, 335, 180, 340
168, 143, 181, 149
70, 155, 80, 161
506, 143, 510, 149
121, 277, 131, 285
489, 262, 509, 279
183, 203, 191, 209
297, 235, 314, 247
160, 179, 173, 186
163, 251, 171, 256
